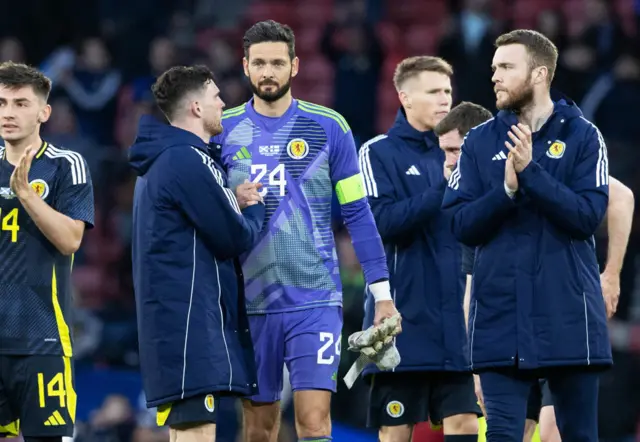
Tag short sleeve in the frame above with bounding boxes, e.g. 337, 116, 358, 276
54, 153, 95, 228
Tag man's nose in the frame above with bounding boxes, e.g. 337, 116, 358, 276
262, 64, 275, 77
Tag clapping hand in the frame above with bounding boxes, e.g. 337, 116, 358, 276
10, 147, 36, 201
505, 123, 533, 173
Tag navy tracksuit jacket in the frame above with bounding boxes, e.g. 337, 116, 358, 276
129, 116, 265, 407
359, 108, 468, 376
442, 98, 612, 371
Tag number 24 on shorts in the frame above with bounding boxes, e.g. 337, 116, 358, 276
317, 332, 341, 365
38, 372, 67, 408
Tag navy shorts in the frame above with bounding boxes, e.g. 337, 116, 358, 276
367, 371, 482, 428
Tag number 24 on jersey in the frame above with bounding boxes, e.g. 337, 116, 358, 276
251, 164, 287, 197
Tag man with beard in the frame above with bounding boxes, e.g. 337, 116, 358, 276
436, 101, 634, 442
129, 65, 265, 442
212, 20, 399, 442
442, 29, 612, 442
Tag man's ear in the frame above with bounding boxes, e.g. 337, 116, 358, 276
291, 56, 299, 78
243, 58, 249, 77
398, 90, 411, 109
534, 66, 548, 85
38, 104, 52, 124
190, 101, 202, 118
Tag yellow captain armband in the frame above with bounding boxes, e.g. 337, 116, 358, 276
336, 173, 366, 205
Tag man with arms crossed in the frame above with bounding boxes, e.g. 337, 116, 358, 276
358, 56, 482, 442
443, 29, 611, 442
436, 101, 634, 442
214, 20, 398, 442
0, 62, 94, 442
130, 65, 265, 442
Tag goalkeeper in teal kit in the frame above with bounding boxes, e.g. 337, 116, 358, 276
212, 20, 399, 442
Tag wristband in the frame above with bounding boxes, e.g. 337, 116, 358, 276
369, 280, 392, 302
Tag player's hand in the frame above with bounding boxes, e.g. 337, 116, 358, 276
505, 152, 518, 193
235, 179, 263, 209
10, 147, 36, 201
374, 300, 401, 330
474, 375, 486, 416
505, 123, 532, 173
601, 271, 620, 318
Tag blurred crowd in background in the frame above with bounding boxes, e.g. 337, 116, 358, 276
2, 0, 640, 440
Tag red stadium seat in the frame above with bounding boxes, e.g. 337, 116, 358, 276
376, 22, 403, 55
561, 0, 586, 36
376, 84, 399, 133
403, 25, 440, 56
298, 56, 334, 83
297, 84, 334, 107
512, 0, 560, 29
296, 26, 324, 57
244, 1, 297, 28
386, 0, 447, 26
294, 1, 334, 25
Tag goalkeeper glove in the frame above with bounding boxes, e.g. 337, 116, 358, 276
343, 313, 402, 389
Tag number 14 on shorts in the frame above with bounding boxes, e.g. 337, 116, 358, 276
38, 372, 66, 408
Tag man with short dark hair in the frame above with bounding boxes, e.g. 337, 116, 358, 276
0, 61, 94, 442
130, 65, 265, 442
214, 20, 396, 442
358, 57, 482, 442
443, 29, 612, 442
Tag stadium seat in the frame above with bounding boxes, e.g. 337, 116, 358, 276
298, 84, 333, 107
296, 26, 324, 58
512, 0, 560, 29
294, 1, 334, 25
381, 54, 404, 81
386, 0, 447, 26
297, 56, 334, 84
561, 0, 586, 35
403, 25, 440, 56
244, 1, 297, 28
376, 22, 403, 56
376, 85, 399, 133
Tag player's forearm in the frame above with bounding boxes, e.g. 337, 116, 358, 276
518, 161, 607, 240
372, 184, 446, 240
341, 198, 389, 283
603, 180, 634, 275
449, 186, 515, 246
464, 275, 472, 331
19, 191, 84, 255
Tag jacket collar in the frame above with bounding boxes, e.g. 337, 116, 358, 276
496, 89, 583, 134
388, 107, 439, 150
